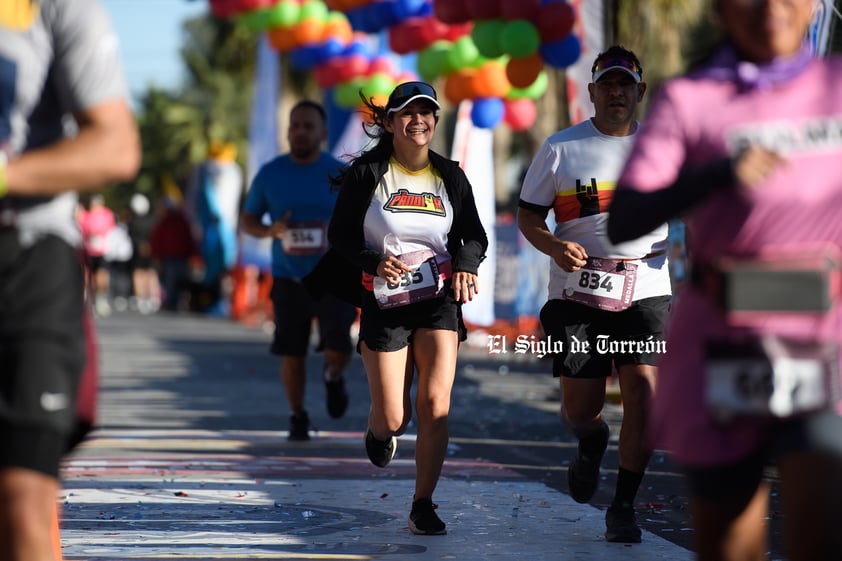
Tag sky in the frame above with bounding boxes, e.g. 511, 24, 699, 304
102, 0, 208, 105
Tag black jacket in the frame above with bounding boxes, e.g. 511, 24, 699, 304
303, 149, 488, 307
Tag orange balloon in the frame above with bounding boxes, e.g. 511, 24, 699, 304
267, 26, 297, 52
444, 69, 480, 105
476, 60, 511, 99
322, 16, 352, 44
506, 53, 544, 89
292, 18, 324, 46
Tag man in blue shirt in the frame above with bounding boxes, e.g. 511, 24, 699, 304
241, 100, 356, 440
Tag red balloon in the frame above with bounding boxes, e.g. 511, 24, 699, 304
368, 56, 396, 77
504, 98, 537, 131
434, 0, 471, 24
537, 1, 576, 43
443, 22, 472, 42
314, 63, 339, 89
465, 0, 501, 20
500, 0, 540, 22
388, 22, 419, 55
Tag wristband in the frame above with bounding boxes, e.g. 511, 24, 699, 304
0, 152, 7, 199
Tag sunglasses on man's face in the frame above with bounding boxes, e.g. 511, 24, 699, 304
593, 56, 641, 76
388, 82, 437, 107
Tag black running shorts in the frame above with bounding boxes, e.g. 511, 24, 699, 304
270, 277, 357, 356
358, 283, 466, 353
539, 295, 671, 378
0, 232, 86, 477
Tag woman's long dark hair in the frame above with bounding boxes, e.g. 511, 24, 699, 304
329, 91, 394, 189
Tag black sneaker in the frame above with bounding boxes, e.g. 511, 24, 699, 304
567, 420, 609, 503
288, 411, 310, 441
364, 428, 396, 468
605, 501, 642, 543
325, 377, 349, 419
408, 498, 446, 535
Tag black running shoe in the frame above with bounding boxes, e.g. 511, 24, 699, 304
408, 498, 446, 535
364, 428, 396, 468
567, 420, 609, 503
288, 410, 310, 441
605, 501, 642, 543
325, 377, 349, 419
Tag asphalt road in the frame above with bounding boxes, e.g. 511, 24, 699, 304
68, 310, 787, 559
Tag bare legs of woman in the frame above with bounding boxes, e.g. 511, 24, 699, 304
361, 328, 458, 535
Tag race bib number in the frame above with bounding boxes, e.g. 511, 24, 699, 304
563, 258, 637, 311
373, 250, 445, 309
705, 337, 841, 422
282, 221, 327, 256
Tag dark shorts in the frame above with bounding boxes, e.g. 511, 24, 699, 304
682, 411, 842, 500
539, 295, 671, 378
270, 277, 357, 356
0, 232, 86, 478
358, 283, 466, 353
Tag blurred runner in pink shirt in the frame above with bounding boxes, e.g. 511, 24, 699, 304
608, 1, 842, 559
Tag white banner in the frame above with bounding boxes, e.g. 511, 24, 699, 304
240, 33, 279, 270
566, 0, 605, 125
451, 101, 496, 327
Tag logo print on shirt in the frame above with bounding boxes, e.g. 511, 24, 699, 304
576, 178, 600, 218
383, 189, 447, 216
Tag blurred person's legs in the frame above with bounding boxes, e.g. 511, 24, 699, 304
0, 233, 86, 561
315, 295, 356, 419
271, 279, 316, 440
686, 411, 842, 561
89, 256, 110, 316
132, 263, 161, 314
160, 258, 188, 311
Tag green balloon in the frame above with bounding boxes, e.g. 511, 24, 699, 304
508, 70, 548, 99
447, 36, 480, 70
471, 19, 505, 59
366, 73, 395, 98
500, 20, 540, 58
335, 80, 364, 108
236, 9, 272, 33
268, 1, 299, 28
417, 41, 454, 82
298, 0, 328, 24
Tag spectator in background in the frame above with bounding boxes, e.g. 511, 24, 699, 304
104, 206, 134, 311
128, 193, 161, 314
78, 193, 116, 316
149, 196, 197, 312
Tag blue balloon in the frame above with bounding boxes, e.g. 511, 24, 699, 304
395, 0, 429, 19
290, 44, 324, 70
539, 34, 582, 68
471, 97, 505, 129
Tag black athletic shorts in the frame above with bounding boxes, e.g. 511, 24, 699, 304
539, 295, 671, 378
270, 277, 357, 356
0, 232, 86, 478
358, 282, 466, 353
682, 410, 842, 500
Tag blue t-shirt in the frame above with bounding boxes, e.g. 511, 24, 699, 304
244, 152, 344, 279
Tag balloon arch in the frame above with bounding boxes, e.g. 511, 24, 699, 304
209, 0, 580, 130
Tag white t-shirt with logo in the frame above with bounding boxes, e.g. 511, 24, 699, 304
520, 119, 671, 302
364, 158, 454, 260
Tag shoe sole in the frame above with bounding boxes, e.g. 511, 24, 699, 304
605, 531, 641, 543
408, 519, 447, 535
